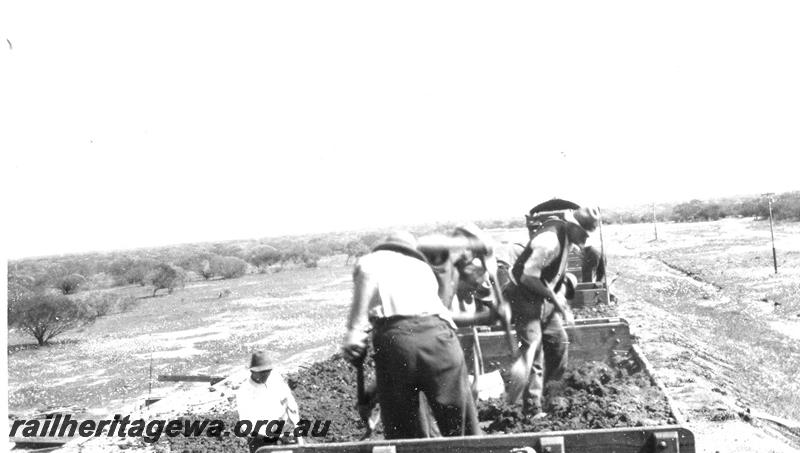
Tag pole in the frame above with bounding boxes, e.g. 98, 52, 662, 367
598, 207, 610, 304
652, 202, 658, 241
149, 354, 153, 395
767, 196, 778, 274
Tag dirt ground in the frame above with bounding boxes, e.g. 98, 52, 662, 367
608, 218, 800, 453
117, 351, 674, 452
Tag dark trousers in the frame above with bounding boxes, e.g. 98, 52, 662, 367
372, 315, 480, 439
511, 299, 569, 412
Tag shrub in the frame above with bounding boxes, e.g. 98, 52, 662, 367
108, 257, 135, 285
10, 294, 97, 346
211, 243, 244, 259
307, 238, 334, 257
125, 259, 158, 286
116, 295, 140, 313
78, 293, 140, 317
55, 273, 86, 295
210, 256, 249, 279
302, 251, 320, 268
148, 263, 186, 296
87, 272, 115, 289
198, 258, 214, 280
247, 246, 283, 270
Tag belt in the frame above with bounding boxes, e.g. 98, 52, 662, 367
370, 314, 440, 329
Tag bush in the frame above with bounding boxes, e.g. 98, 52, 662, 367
108, 257, 135, 284
247, 246, 283, 270
124, 259, 158, 286
78, 293, 140, 317
211, 243, 244, 259
148, 263, 186, 296
302, 251, 320, 268
210, 256, 249, 279
87, 272, 115, 289
55, 273, 86, 295
9, 294, 97, 346
344, 240, 370, 265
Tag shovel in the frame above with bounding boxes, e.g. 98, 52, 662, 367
479, 256, 517, 356
356, 362, 379, 439
480, 256, 532, 404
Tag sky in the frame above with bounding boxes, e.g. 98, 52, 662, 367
2, 1, 799, 259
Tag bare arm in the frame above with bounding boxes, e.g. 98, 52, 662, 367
342, 262, 374, 363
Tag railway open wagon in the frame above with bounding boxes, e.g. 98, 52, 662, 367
259, 317, 695, 453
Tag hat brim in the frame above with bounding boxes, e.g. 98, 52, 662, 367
529, 199, 581, 215
373, 242, 427, 262
249, 365, 273, 372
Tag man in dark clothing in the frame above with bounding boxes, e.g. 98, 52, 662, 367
506, 206, 600, 415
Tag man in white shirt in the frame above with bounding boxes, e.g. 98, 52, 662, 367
342, 231, 480, 439
235, 351, 300, 452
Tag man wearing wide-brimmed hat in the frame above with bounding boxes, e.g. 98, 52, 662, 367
342, 230, 480, 439
235, 350, 300, 452
507, 205, 600, 416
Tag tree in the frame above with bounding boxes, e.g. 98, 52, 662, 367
210, 256, 249, 279
149, 263, 186, 296
247, 246, 283, 270
344, 240, 370, 265
108, 257, 135, 285
10, 294, 96, 346
125, 259, 158, 286
358, 233, 383, 249
8, 273, 37, 323
211, 243, 244, 259
176, 253, 216, 280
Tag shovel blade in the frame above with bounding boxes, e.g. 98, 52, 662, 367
506, 358, 529, 404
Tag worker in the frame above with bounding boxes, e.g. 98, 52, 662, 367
341, 231, 480, 439
415, 224, 510, 437
235, 351, 301, 452
424, 224, 500, 326
505, 206, 600, 416
524, 199, 606, 285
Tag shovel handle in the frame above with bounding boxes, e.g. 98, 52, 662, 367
480, 257, 518, 356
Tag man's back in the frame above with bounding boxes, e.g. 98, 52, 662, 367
356, 250, 444, 319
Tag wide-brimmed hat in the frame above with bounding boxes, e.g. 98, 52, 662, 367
528, 198, 580, 216
572, 206, 600, 232
372, 230, 427, 262
452, 223, 493, 257
248, 350, 274, 372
